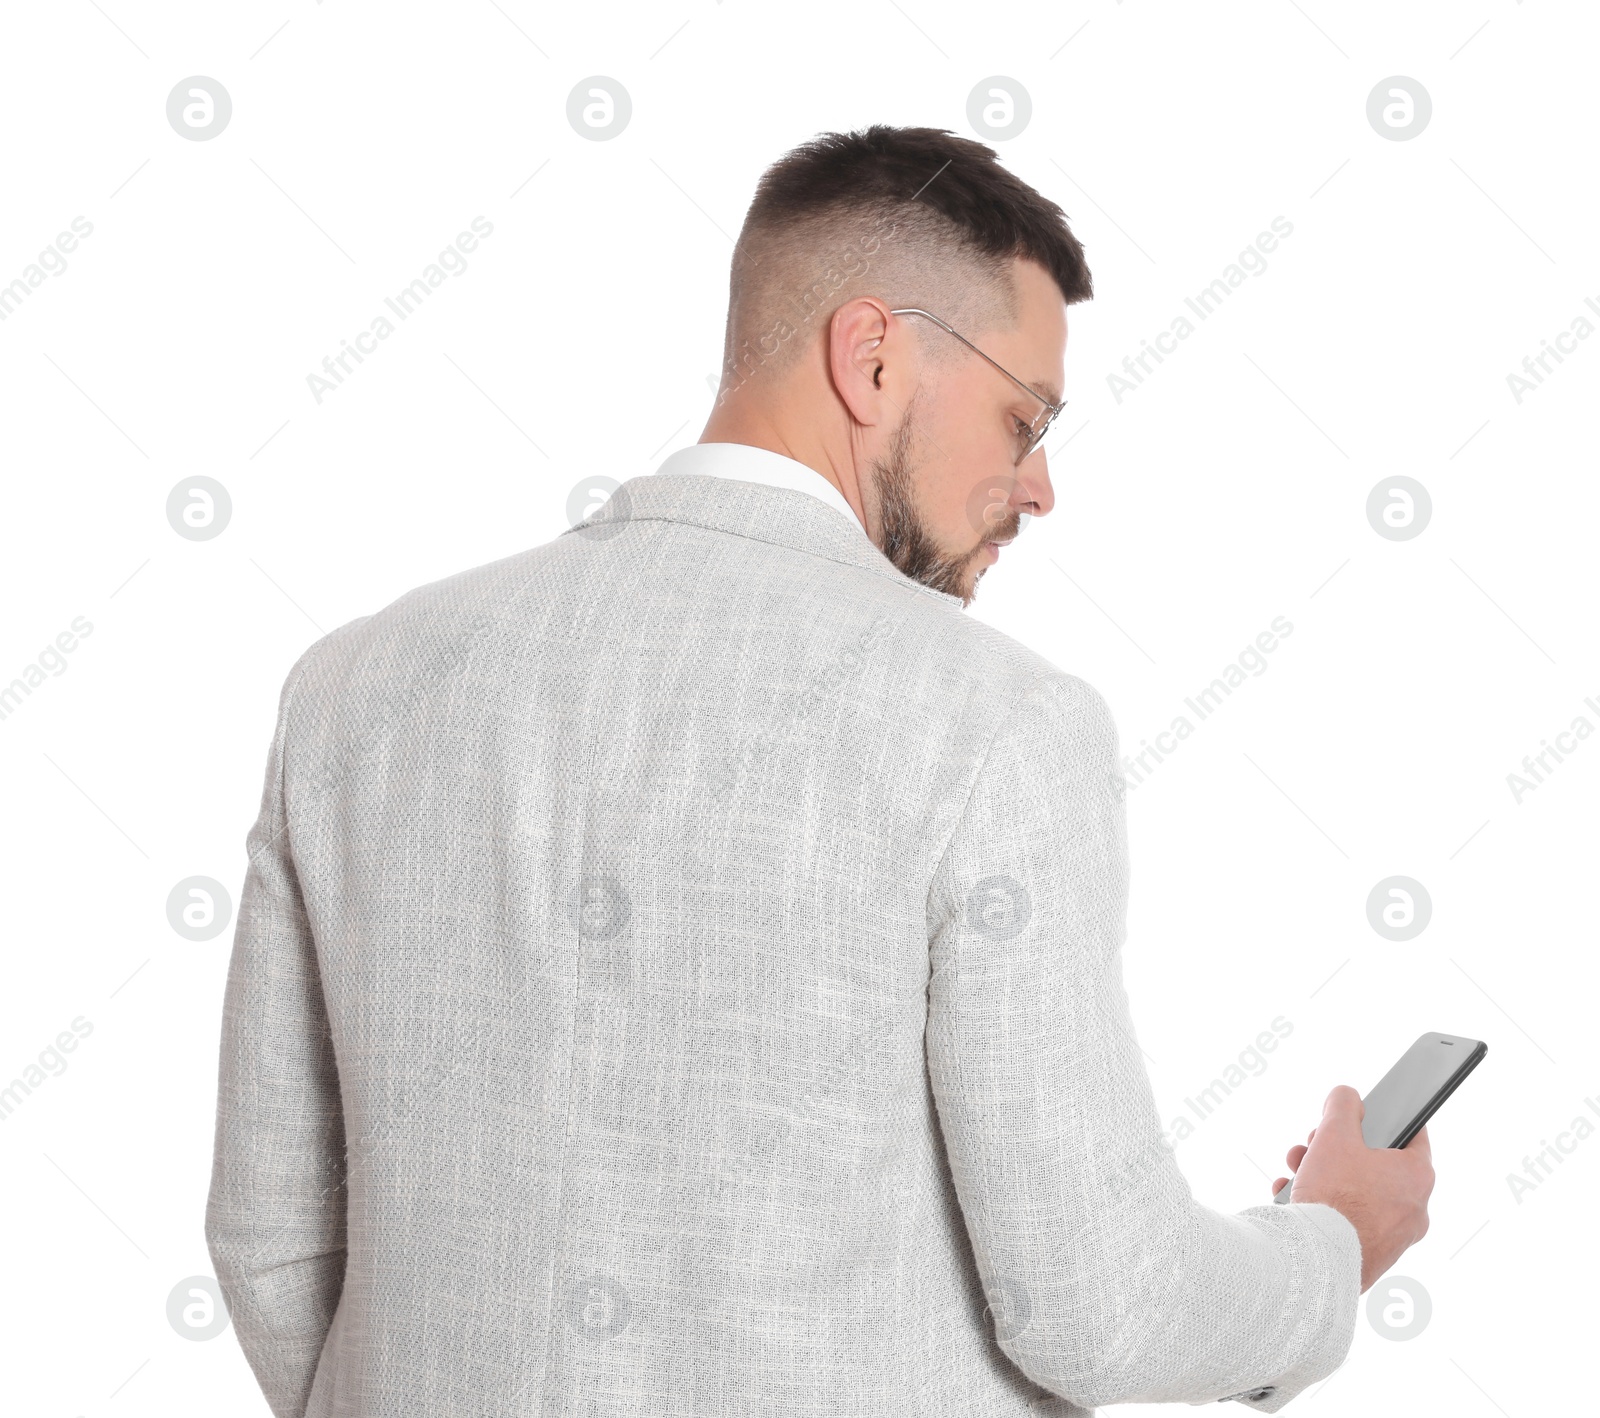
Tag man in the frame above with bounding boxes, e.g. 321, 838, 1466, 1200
206, 125, 1433, 1417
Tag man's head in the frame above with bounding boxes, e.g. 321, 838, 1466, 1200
700, 124, 1092, 606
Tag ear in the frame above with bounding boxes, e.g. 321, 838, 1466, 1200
829, 296, 895, 431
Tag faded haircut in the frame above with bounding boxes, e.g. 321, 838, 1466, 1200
716, 124, 1092, 405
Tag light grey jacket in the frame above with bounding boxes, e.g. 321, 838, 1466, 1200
205, 467, 1362, 1417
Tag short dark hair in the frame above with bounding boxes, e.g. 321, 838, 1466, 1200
718, 124, 1092, 398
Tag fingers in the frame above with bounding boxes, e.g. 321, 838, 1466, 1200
1407, 1124, 1432, 1162
1272, 1177, 1289, 1197
1286, 1143, 1308, 1169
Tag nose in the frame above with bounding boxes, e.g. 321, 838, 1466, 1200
1017, 448, 1055, 519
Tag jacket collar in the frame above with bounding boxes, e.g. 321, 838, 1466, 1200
560, 466, 967, 610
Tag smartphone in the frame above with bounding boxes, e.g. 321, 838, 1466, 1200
1274, 1031, 1487, 1204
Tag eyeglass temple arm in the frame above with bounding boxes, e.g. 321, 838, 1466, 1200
887, 308, 1062, 414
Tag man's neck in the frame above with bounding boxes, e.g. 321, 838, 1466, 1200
696, 412, 868, 532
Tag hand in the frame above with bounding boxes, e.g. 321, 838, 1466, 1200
1270, 1084, 1434, 1293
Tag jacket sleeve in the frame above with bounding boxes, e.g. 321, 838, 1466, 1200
205, 638, 347, 1418
924, 673, 1362, 1412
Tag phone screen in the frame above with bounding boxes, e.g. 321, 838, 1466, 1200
1360, 1032, 1486, 1148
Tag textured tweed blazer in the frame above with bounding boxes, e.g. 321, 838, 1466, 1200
206, 464, 1363, 1417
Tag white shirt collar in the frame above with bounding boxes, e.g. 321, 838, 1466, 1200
652, 442, 864, 534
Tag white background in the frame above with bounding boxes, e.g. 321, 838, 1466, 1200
1, 0, 1594, 1413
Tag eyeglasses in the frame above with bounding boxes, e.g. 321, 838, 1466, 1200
888, 307, 1064, 465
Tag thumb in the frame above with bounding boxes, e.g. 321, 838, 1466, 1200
1315, 1084, 1366, 1145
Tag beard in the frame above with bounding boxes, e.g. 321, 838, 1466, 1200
868, 391, 1018, 605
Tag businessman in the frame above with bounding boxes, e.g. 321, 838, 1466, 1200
206, 124, 1433, 1416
